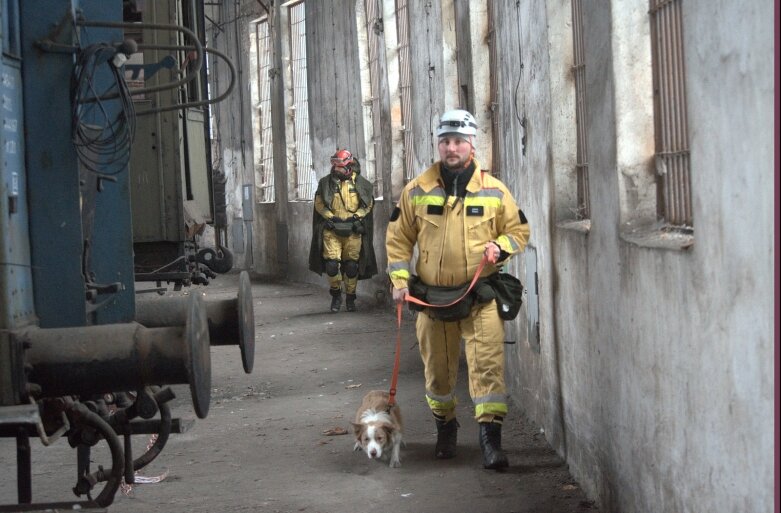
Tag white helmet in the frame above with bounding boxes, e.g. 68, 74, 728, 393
437, 109, 478, 138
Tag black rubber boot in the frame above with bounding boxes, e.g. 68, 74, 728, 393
329, 289, 342, 312
434, 418, 459, 459
345, 293, 356, 312
479, 422, 509, 469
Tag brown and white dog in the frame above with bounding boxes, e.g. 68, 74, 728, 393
352, 390, 403, 468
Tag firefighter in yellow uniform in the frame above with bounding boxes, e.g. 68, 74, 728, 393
309, 149, 377, 312
386, 110, 530, 469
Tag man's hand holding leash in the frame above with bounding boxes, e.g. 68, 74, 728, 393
392, 286, 408, 304
484, 241, 500, 264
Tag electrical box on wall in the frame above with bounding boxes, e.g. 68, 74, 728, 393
525, 246, 540, 353
232, 216, 244, 254
242, 184, 253, 221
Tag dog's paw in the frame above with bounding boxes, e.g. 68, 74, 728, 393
353, 442, 362, 452
389, 459, 401, 468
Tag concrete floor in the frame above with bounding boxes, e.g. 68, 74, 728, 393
0, 273, 597, 513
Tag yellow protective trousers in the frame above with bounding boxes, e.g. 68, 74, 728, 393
416, 300, 507, 423
322, 230, 362, 294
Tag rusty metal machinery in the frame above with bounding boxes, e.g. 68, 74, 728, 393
18, 292, 212, 417
1, 293, 212, 509
136, 271, 256, 374
126, 0, 237, 290
0, 1, 251, 510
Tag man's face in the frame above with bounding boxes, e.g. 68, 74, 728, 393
438, 135, 474, 170
333, 165, 351, 178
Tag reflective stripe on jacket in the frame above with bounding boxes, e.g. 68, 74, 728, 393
386, 160, 530, 290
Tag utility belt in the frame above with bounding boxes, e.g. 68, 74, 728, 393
407, 272, 524, 322
327, 219, 365, 237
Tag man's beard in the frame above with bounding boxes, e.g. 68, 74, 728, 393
443, 154, 471, 171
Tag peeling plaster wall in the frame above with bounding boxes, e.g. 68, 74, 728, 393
548, 1, 774, 512
491, 0, 564, 451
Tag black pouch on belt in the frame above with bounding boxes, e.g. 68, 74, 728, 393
331, 221, 355, 237
488, 272, 524, 320
408, 276, 474, 322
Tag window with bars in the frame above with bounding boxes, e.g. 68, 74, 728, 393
362, 0, 383, 198
288, 1, 315, 201
250, 18, 275, 203
649, 0, 691, 228
572, 0, 590, 219
395, 0, 415, 183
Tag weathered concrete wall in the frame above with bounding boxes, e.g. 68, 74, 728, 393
491, 0, 567, 453
546, 1, 775, 512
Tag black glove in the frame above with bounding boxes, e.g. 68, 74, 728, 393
324, 218, 335, 230
352, 218, 365, 234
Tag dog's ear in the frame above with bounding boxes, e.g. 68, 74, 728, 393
351, 422, 364, 437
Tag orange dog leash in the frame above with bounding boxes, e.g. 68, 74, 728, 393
387, 254, 489, 407
402, 255, 488, 309
387, 302, 403, 407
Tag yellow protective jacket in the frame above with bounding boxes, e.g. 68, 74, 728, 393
313, 171, 373, 220
386, 160, 530, 289
308, 170, 378, 279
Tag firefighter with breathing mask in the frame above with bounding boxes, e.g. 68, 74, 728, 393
309, 148, 377, 312
385, 109, 530, 469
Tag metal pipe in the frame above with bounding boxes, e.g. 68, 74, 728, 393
68, 402, 124, 507
75, 19, 203, 99
135, 46, 237, 116
23, 323, 190, 394
132, 388, 172, 471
